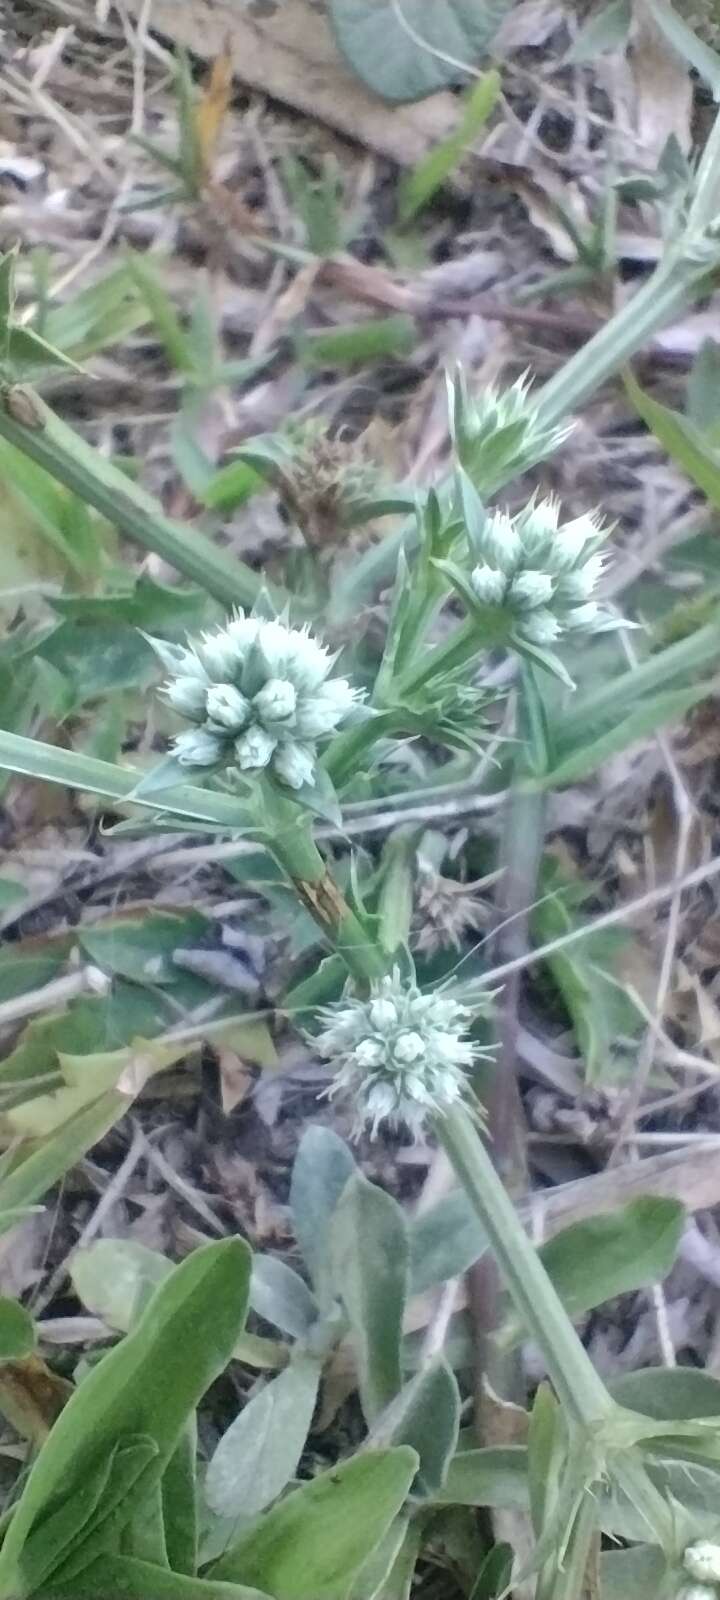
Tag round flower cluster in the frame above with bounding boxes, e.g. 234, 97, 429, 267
684, 1543, 720, 1590
469, 497, 619, 646
315, 968, 492, 1138
449, 369, 572, 487
145, 613, 363, 791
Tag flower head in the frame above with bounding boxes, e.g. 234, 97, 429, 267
145, 611, 364, 791
684, 1543, 720, 1585
448, 368, 572, 490
469, 497, 622, 647
315, 968, 493, 1138
680, 1588, 719, 1600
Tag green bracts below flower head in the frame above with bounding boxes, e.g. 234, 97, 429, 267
144, 611, 364, 791
315, 967, 493, 1137
448, 367, 573, 490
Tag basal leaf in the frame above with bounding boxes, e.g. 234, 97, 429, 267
330, 1173, 408, 1423
205, 1354, 322, 1520
211, 1448, 418, 1598
0, 1240, 251, 1596
290, 1127, 356, 1306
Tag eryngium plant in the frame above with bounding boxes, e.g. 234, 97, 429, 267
448, 368, 572, 490
317, 968, 492, 1137
469, 497, 620, 647
145, 612, 364, 790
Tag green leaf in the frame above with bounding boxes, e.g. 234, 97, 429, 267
370, 1358, 461, 1500
127, 253, 195, 375
531, 857, 643, 1081
0, 1297, 35, 1360
329, 0, 514, 102
290, 1127, 356, 1307
645, 0, 720, 96
610, 1365, 720, 1420
249, 1255, 319, 1339
398, 71, 500, 222
434, 1446, 529, 1509
71, 1240, 173, 1333
626, 365, 720, 506
544, 680, 717, 787
566, 0, 632, 61
687, 337, 720, 435
162, 1422, 198, 1577
79, 910, 211, 986
331, 1173, 409, 1422
18, 1435, 157, 1595
409, 1191, 487, 1294
0, 1240, 251, 1596
205, 1353, 322, 1519
296, 316, 416, 368
211, 1448, 419, 1598
499, 1199, 685, 1348
598, 1545, 668, 1600
201, 459, 262, 513
41, 1553, 271, 1599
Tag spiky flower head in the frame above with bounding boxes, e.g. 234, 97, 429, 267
469, 497, 622, 646
448, 367, 572, 491
315, 968, 493, 1138
684, 1543, 720, 1585
145, 611, 364, 791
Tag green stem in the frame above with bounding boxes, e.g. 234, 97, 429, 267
0, 396, 286, 611
534, 261, 700, 430
258, 787, 385, 986
433, 1103, 613, 1428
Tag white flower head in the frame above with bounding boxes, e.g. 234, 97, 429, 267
468, 497, 622, 647
315, 967, 494, 1138
684, 1543, 720, 1585
680, 1588, 719, 1600
146, 609, 363, 790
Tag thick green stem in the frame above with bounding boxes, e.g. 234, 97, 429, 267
259, 789, 385, 986
433, 1103, 613, 1428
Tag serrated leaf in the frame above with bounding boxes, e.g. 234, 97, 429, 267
205, 1353, 321, 1520
331, 1173, 409, 1423
329, 0, 515, 103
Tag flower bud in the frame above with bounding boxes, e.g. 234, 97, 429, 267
393, 1031, 426, 1064
253, 677, 297, 725
508, 570, 554, 609
165, 676, 209, 719
196, 630, 243, 680
520, 608, 561, 644
471, 564, 507, 606
234, 727, 277, 771
173, 729, 224, 767
684, 1543, 720, 1584
480, 511, 522, 572
205, 683, 251, 731
272, 740, 315, 790
369, 997, 398, 1030
294, 678, 359, 738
